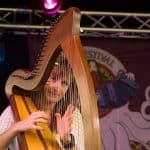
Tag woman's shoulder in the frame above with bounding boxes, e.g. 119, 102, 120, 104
1, 105, 13, 116
0, 105, 15, 132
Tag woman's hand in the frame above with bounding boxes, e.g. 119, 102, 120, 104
55, 104, 74, 140
12, 111, 49, 132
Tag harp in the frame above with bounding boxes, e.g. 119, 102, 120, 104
5, 7, 101, 150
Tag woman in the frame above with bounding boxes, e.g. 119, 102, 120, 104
0, 61, 84, 150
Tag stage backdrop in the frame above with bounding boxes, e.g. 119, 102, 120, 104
82, 37, 150, 150
27, 36, 150, 150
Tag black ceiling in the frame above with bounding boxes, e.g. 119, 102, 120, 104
0, 0, 149, 13
62, 0, 150, 12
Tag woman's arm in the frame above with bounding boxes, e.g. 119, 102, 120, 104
0, 124, 19, 150
0, 108, 49, 150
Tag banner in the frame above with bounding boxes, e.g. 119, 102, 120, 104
82, 37, 150, 150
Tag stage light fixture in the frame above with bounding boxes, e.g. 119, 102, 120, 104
44, 0, 62, 14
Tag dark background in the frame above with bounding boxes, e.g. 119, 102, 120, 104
0, 34, 29, 113
0, 0, 149, 12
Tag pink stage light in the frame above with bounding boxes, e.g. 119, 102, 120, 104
44, 0, 62, 14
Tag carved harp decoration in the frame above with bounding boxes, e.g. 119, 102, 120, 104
5, 7, 101, 150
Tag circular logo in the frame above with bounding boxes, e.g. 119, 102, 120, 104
84, 46, 126, 118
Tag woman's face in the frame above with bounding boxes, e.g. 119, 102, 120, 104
44, 66, 70, 103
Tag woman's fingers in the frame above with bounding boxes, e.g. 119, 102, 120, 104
34, 118, 49, 124
30, 111, 49, 120
32, 124, 43, 130
27, 111, 49, 129
64, 104, 74, 117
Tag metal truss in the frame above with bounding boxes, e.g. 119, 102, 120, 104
0, 8, 150, 39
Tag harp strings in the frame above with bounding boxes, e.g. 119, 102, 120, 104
30, 52, 82, 149
58, 53, 83, 150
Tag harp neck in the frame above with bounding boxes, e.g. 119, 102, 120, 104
5, 7, 81, 98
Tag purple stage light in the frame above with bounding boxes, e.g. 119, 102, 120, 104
44, 0, 62, 14
44, 0, 57, 9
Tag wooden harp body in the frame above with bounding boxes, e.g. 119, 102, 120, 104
5, 7, 101, 150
